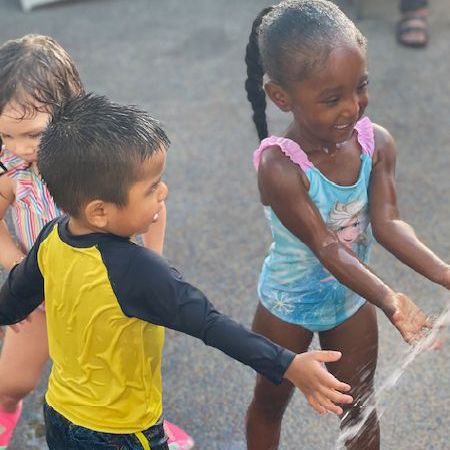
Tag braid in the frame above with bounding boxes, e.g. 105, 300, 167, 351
246, 1, 366, 142
245, 6, 273, 142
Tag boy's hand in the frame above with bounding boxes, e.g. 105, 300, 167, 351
388, 293, 436, 345
284, 351, 352, 416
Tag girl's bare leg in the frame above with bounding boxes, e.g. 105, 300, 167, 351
0, 308, 48, 412
319, 302, 379, 450
246, 303, 313, 450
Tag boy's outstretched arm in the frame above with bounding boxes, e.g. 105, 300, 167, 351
369, 124, 450, 290
115, 247, 352, 415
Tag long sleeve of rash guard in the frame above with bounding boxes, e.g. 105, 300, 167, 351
0, 221, 53, 324
102, 243, 296, 385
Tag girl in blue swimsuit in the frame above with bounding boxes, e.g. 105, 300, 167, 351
244, 1, 449, 449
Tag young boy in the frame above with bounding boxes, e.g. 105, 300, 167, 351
0, 94, 352, 449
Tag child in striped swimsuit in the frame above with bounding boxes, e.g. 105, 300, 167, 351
0, 35, 192, 450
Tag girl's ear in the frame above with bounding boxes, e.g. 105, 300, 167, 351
265, 81, 292, 112
84, 199, 108, 229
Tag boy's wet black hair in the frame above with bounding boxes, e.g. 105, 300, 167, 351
38, 93, 170, 217
245, 0, 366, 141
0, 34, 84, 116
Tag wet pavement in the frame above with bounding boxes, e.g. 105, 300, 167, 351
0, 0, 449, 448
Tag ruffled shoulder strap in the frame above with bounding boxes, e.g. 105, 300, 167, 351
354, 116, 375, 157
253, 136, 314, 171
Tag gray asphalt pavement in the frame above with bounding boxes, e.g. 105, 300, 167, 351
0, 0, 449, 449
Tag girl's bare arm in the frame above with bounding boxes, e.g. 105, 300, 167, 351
369, 124, 449, 289
0, 175, 24, 270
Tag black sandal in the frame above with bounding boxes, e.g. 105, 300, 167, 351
396, 14, 429, 48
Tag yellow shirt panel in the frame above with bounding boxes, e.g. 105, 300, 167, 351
38, 225, 165, 433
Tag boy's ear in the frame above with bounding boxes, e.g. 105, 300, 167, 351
265, 81, 292, 112
84, 199, 109, 229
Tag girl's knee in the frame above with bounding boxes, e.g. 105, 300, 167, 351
340, 395, 378, 431
0, 390, 27, 409
251, 377, 294, 418
0, 381, 36, 403
0, 367, 43, 402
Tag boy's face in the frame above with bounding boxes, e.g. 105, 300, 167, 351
0, 101, 51, 163
106, 150, 168, 237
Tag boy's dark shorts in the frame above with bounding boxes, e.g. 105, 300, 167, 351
44, 402, 169, 450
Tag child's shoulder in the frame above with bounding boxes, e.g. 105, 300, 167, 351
0, 148, 28, 175
102, 240, 175, 281
100, 241, 183, 304
254, 137, 313, 188
370, 122, 396, 164
0, 148, 30, 202
371, 122, 394, 145
0, 171, 15, 206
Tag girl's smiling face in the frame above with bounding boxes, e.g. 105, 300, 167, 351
0, 101, 51, 163
279, 43, 369, 150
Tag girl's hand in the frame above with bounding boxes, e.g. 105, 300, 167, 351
284, 351, 353, 415
388, 293, 436, 345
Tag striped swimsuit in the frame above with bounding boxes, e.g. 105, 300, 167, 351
1, 147, 61, 253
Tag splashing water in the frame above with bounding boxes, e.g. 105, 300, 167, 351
335, 306, 450, 449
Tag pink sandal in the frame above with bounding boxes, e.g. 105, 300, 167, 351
164, 420, 194, 450
0, 401, 22, 449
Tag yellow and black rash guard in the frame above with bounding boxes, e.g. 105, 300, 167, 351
0, 216, 295, 433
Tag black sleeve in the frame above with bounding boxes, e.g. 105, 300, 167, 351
103, 244, 296, 385
0, 219, 57, 324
